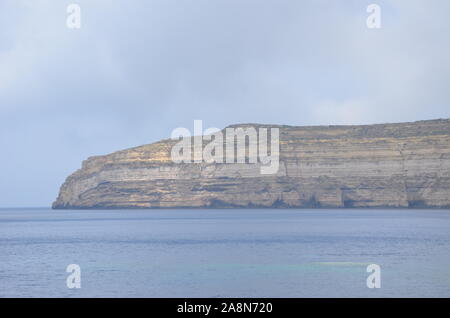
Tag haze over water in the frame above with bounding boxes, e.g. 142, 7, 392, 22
1, 208, 449, 297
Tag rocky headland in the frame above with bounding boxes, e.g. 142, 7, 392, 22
53, 119, 450, 209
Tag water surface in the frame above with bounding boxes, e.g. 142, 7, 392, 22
1, 208, 449, 297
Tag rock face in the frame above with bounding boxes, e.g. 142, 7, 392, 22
53, 119, 450, 209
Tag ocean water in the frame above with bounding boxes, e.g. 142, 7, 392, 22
0, 208, 449, 298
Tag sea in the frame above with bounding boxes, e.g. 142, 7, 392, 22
0, 208, 449, 297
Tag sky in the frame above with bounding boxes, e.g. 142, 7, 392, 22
0, 0, 449, 207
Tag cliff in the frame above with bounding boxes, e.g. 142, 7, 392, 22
53, 119, 450, 209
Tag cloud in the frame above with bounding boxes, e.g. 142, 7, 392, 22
311, 98, 378, 125
0, 0, 449, 206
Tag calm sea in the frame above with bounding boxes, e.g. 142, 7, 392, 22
0, 208, 449, 297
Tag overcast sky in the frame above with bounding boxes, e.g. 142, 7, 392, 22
0, 0, 449, 207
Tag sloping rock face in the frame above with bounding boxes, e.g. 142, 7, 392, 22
53, 119, 450, 209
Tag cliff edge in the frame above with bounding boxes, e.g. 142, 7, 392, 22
53, 119, 450, 209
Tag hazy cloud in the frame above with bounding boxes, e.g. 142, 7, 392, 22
0, 0, 449, 206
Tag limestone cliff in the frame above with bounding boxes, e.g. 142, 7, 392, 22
53, 119, 450, 209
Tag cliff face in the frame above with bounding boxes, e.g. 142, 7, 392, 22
53, 119, 450, 209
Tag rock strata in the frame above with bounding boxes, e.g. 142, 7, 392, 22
53, 119, 450, 209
